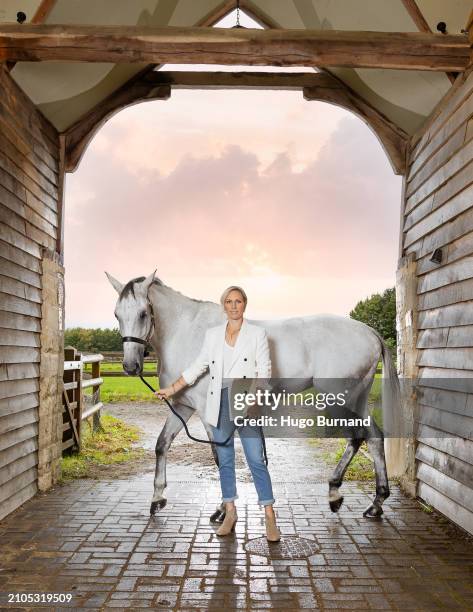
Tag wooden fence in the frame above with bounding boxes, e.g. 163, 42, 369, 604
95, 351, 158, 377
101, 351, 156, 361
62, 347, 104, 453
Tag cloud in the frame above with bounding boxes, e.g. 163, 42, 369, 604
65, 108, 401, 326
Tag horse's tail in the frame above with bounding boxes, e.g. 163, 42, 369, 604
372, 329, 401, 437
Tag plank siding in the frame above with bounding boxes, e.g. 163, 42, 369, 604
402, 66, 473, 534
406, 122, 468, 195
411, 69, 473, 156
416, 442, 473, 489
418, 278, 473, 310
417, 403, 473, 440
418, 423, 473, 465
418, 325, 473, 348
0, 65, 59, 521
416, 229, 473, 276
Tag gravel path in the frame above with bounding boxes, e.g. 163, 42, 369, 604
103, 401, 338, 484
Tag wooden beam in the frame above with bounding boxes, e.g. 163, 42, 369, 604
63, 0, 251, 172
198, 0, 240, 27
400, 0, 431, 33
7, 0, 57, 71
465, 8, 473, 33
303, 82, 408, 175
197, 0, 280, 30
64, 80, 170, 172
31, 0, 57, 24
0, 25, 470, 71
147, 70, 341, 89
400, 0, 457, 83
238, 0, 280, 29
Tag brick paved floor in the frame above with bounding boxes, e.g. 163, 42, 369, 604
1, 473, 473, 611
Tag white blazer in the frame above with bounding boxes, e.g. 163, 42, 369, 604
181, 318, 271, 427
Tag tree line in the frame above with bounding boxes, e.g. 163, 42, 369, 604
66, 288, 396, 353
64, 327, 123, 352
349, 287, 396, 355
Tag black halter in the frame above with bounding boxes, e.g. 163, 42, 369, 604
121, 336, 148, 345
121, 300, 155, 355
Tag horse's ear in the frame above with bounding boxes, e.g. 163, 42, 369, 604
142, 270, 156, 292
105, 272, 124, 294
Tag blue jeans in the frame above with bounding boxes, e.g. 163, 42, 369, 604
211, 388, 275, 506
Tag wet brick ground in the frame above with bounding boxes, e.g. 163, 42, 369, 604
1, 473, 473, 610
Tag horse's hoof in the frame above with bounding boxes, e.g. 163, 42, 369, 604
363, 503, 383, 518
150, 499, 167, 515
209, 508, 226, 524
329, 496, 344, 513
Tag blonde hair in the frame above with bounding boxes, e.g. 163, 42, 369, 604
220, 285, 248, 308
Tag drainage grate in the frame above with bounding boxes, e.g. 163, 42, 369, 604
245, 535, 319, 559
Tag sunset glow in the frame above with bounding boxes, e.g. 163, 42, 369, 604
64, 12, 402, 328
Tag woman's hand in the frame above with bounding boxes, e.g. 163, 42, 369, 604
154, 386, 174, 400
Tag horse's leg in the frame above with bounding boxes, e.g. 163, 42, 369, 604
327, 358, 384, 514
328, 436, 363, 512
202, 421, 226, 524
363, 436, 390, 518
150, 402, 194, 515
327, 380, 374, 512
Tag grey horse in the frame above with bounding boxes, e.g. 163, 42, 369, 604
106, 270, 399, 520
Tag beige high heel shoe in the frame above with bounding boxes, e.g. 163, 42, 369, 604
265, 512, 281, 542
216, 507, 238, 536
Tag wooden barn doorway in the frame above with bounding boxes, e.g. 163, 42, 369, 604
0, 1, 472, 533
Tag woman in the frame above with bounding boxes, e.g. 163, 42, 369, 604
156, 286, 280, 542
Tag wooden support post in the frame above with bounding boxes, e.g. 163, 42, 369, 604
38, 248, 65, 489
56, 134, 66, 263
63, 346, 81, 452
91, 360, 101, 431
75, 352, 83, 444
390, 252, 419, 494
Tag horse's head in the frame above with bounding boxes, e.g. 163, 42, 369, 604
105, 270, 156, 375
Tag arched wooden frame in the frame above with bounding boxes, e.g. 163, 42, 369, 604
64, 70, 408, 174
63, 0, 409, 174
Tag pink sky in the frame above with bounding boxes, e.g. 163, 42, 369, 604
64, 14, 402, 328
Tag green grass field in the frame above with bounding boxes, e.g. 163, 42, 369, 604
82, 361, 158, 402
100, 375, 159, 402
94, 365, 383, 404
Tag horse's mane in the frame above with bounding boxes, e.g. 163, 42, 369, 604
120, 276, 215, 306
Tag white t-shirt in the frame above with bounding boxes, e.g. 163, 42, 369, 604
221, 340, 234, 389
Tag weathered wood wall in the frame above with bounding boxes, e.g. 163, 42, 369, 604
401, 65, 473, 534
0, 65, 62, 520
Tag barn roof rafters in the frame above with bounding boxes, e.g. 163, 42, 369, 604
2, 0, 471, 139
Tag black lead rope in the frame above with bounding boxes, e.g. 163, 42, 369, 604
139, 375, 268, 465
